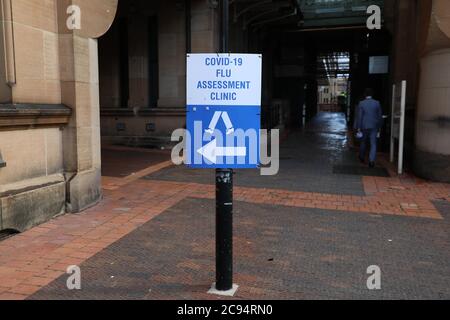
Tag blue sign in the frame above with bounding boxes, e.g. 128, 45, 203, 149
186, 54, 262, 169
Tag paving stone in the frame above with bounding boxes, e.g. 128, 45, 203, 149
0, 113, 448, 300
29, 198, 450, 300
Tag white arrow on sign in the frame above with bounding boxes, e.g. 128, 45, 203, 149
197, 139, 247, 164
205, 111, 234, 135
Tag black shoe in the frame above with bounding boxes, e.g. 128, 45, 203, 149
369, 162, 375, 168
359, 157, 365, 164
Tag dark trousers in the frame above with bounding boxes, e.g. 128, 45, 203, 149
359, 129, 378, 163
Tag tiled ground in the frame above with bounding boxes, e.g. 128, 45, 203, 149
0, 113, 449, 300
146, 113, 365, 196
101, 147, 171, 178
31, 198, 450, 300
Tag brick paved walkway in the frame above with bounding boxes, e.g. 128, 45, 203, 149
0, 113, 449, 300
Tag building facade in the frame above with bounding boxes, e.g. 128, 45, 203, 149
318, 78, 347, 105
0, 0, 449, 233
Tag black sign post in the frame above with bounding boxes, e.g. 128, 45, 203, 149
215, 0, 233, 292
215, 168, 233, 291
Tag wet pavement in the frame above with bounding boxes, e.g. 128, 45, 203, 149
145, 113, 366, 195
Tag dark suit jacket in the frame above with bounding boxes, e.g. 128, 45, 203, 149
356, 98, 383, 130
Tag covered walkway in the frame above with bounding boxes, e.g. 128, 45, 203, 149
0, 114, 449, 299
147, 113, 368, 195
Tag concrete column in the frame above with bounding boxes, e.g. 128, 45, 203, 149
128, 16, 150, 109
0, 0, 14, 103
57, 0, 117, 212
414, 49, 450, 182
157, 0, 187, 108
156, 0, 219, 108
98, 22, 121, 108
414, 0, 450, 182
59, 34, 103, 212
390, 0, 419, 106
190, 0, 220, 53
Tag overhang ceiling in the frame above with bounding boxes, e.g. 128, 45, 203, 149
231, 0, 385, 30
298, 0, 384, 28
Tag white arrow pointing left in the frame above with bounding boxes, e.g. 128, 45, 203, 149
197, 139, 247, 164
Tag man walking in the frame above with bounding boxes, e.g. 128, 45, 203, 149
356, 88, 383, 168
